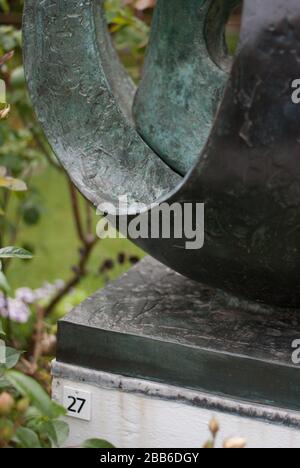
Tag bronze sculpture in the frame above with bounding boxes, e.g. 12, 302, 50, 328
23, 0, 300, 307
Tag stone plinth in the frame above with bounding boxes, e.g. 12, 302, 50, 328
52, 258, 300, 448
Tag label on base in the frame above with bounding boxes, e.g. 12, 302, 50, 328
63, 386, 92, 421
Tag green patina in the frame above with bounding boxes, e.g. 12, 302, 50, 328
134, 0, 240, 175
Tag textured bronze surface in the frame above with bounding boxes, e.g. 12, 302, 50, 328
134, 0, 240, 175
24, 0, 300, 307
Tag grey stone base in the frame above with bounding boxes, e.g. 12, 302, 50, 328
52, 361, 300, 430
52, 363, 300, 448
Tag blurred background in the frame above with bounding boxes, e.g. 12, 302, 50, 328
0, 0, 151, 318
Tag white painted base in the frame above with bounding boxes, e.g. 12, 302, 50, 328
52, 362, 300, 449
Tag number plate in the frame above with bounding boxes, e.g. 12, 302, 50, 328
63, 386, 92, 421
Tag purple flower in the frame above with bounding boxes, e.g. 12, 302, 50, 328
15, 287, 36, 304
7, 298, 30, 324
34, 286, 52, 301
0, 279, 65, 324
54, 280, 65, 290
0, 294, 30, 324
0, 292, 8, 319
0, 292, 7, 310
34, 280, 64, 302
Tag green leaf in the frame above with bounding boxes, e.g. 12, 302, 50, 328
6, 370, 54, 418
15, 427, 41, 449
10, 66, 25, 88
49, 401, 67, 419
0, 247, 33, 259
82, 438, 116, 449
0, 319, 5, 336
0, 376, 10, 388
0, 0, 10, 14
25, 406, 41, 421
39, 421, 56, 445
52, 420, 69, 446
5, 347, 22, 369
0, 270, 10, 293
41, 420, 69, 447
0, 418, 14, 441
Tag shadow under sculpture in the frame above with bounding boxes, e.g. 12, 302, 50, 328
23, 0, 300, 308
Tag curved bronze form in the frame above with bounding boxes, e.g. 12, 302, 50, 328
23, 0, 300, 307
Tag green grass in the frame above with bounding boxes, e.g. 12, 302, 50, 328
226, 31, 240, 56
6, 165, 143, 296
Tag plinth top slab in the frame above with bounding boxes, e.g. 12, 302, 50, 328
58, 258, 300, 412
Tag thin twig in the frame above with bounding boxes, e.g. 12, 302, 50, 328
0, 50, 14, 67
30, 305, 45, 374
44, 179, 98, 315
69, 180, 86, 244
44, 237, 97, 316
86, 201, 93, 235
